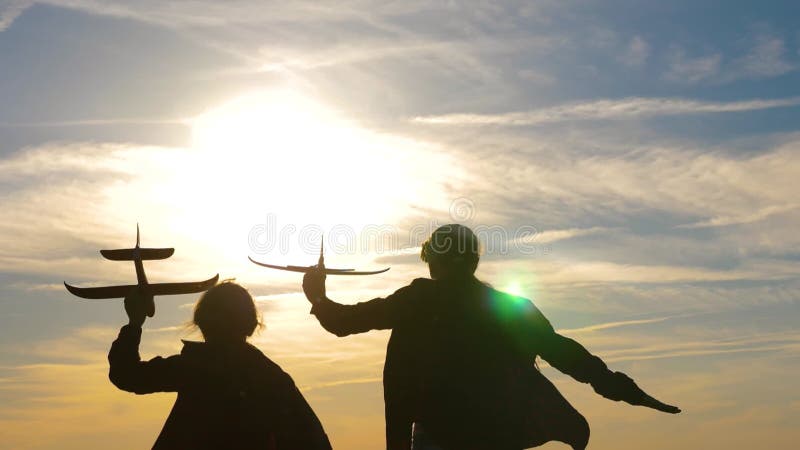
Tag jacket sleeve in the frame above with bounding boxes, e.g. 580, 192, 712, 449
309, 281, 419, 337
108, 324, 182, 394
524, 306, 647, 405
272, 373, 333, 450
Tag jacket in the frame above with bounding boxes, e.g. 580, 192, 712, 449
311, 277, 648, 450
109, 325, 332, 450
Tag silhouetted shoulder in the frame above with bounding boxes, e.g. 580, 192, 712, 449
407, 277, 436, 291
485, 287, 554, 332
175, 340, 293, 395
376, 277, 436, 325
385, 277, 436, 304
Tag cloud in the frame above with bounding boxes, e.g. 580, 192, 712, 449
664, 49, 722, 83
26, 0, 531, 80
558, 315, 677, 334
412, 96, 800, 126
299, 376, 382, 393
599, 330, 800, 363
678, 204, 798, 229
0, 325, 181, 366
513, 226, 617, 244
618, 35, 650, 68
0, 0, 30, 32
0, 142, 188, 278
665, 32, 796, 85
0, 90, 458, 279
0, 361, 175, 449
8, 282, 65, 291
443, 133, 800, 252
728, 34, 795, 80
256, 39, 496, 75
516, 68, 556, 85
35, 0, 387, 29
412, 130, 800, 303
523, 259, 797, 285
0, 118, 186, 128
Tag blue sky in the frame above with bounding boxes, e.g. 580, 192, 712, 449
1, 1, 799, 449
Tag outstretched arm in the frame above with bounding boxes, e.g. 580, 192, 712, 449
108, 288, 181, 394
539, 332, 680, 413
524, 306, 680, 414
308, 296, 398, 336
302, 269, 414, 337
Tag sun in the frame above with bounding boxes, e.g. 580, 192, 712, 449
153, 89, 453, 267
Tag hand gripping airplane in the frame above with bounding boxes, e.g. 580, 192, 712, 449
64, 225, 219, 317
249, 237, 389, 276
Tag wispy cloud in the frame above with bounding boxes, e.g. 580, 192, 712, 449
8, 282, 65, 292
618, 35, 650, 68
678, 204, 798, 229
299, 376, 382, 393
412, 96, 800, 126
25, 0, 523, 79
599, 330, 800, 363
664, 49, 722, 83
532, 260, 798, 285
727, 33, 795, 81
440, 132, 800, 265
558, 315, 677, 334
0, 118, 186, 128
0, 0, 29, 32
665, 32, 796, 85
514, 226, 617, 244
516, 68, 556, 85
36, 0, 375, 29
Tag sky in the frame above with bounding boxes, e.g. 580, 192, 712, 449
1, 0, 799, 448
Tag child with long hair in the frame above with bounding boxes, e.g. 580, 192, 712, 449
109, 281, 331, 450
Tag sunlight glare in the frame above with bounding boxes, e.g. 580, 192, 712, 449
154, 89, 453, 267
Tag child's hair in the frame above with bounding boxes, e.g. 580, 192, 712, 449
192, 280, 263, 340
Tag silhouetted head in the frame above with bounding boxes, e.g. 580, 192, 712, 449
193, 281, 262, 342
420, 224, 480, 280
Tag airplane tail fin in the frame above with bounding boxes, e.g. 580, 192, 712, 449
100, 248, 175, 260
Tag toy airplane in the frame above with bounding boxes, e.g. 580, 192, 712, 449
249, 237, 389, 276
64, 225, 219, 317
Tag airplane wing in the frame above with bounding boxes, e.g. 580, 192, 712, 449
63, 282, 137, 299
147, 275, 219, 296
249, 258, 311, 273
286, 265, 355, 272
249, 257, 389, 275
64, 274, 218, 299
330, 267, 390, 275
100, 248, 175, 261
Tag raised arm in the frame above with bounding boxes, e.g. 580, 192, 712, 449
107, 288, 182, 394
523, 304, 680, 414
309, 296, 399, 336
302, 269, 417, 337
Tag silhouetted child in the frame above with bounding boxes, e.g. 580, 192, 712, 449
303, 224, 679, 450
109, 281, 332, 449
